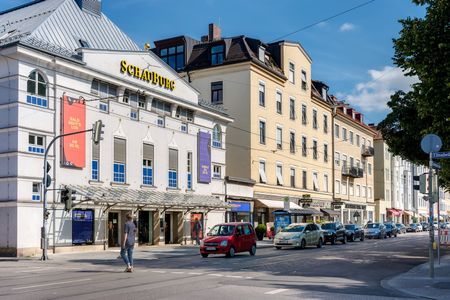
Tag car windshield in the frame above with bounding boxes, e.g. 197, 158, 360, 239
345, 225, 355, 230
321, 223, 336, 230
409, 224, 416, 227
208, 225, 235, 236
396, 223, 402, 227
366, 223, 380, 229
281, 225, 305, 233
385, 224, 392, 228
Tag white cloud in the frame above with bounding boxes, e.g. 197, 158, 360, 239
339, 22, 356, 32
316, 21, 328, 28
339, 66, 419, 113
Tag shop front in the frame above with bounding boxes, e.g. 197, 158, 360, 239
342, 203, 367, 225
387, 208, 402, 223
226, 201, 253, 223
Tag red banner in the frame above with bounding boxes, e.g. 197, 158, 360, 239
62, 93, 86, 168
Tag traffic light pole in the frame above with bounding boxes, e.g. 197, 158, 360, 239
41, 129, 92, 261
428, 152, 434, 278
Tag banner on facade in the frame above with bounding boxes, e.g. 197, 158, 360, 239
197, 131, 211, 183
61, 93, 86, 168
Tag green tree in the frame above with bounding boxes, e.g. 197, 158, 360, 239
378, 0, 450, 189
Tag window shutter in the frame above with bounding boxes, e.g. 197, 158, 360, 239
143, 143, 154, 160
114, 138, 126, 163
92, 141, 100, 160
169, 148, 178, 170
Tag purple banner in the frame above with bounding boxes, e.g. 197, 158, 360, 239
198, 131, 211, 183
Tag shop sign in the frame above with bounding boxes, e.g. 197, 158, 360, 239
197, 131, 211, 183
120, 60, 175, 91
61, 93, 86, 168
299, 194, 312, 204
345, 204, 366, 210
230, 201, 251, 212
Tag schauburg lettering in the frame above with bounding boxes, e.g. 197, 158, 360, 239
120, 60, 175, 91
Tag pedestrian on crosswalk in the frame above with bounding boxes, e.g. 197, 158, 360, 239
121, 213, 136, 272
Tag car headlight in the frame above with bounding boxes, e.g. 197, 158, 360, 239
220, 240, 228, 247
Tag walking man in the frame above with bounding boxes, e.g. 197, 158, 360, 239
121, 212, 136, 272
194, 218, 202, 245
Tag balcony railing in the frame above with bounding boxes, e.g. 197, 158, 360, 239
342, 166, 364, 178
361, 145, 374, 157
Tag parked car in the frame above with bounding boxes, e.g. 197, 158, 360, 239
364, 223, 386, 239
321, 222, 346, 244
421, 222, 429, 231
406, 223, 419, 232
273, 223, 324, 249
385, 223, 398, 238
440, 222, 450, 229
344, 224, 364, 242
416, 223, 423, 231
396, 223, 406, 234
200, 222, 257, 258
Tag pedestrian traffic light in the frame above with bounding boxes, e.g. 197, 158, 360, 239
61, 186, 76, 212
43, 161, 52, 188
92, 120, 104, 144
419, 174, 429, 194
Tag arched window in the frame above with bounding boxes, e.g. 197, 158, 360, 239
27, 70, 46, 97
212, 124, 222, 148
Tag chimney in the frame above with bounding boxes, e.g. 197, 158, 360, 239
208, 23, 221, 41
76, 0, 102, 16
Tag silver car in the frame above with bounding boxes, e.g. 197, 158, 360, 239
274, 223, 324, 249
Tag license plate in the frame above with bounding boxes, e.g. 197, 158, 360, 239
206, 247, 216, 251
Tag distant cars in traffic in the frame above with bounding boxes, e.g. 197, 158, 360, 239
364, 223, 387, 239
384, 223, 398, 238
344, 224, 364, 242
396, 223, 406, 234
273, 223, 324, 249
406, 223, 420, 232
200, 222, 257, 258
321, 222, 347, 245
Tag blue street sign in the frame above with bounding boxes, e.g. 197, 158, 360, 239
432, 151, 450, 159
432, 162, 442, 170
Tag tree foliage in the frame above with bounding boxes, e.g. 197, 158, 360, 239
378, 0, 450, 189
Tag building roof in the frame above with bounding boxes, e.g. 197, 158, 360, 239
154, 34, 287, 80
0, 0, 139, 59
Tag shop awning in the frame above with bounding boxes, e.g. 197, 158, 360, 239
403, 210, 414, 216
68, 185, 231, 210
320, 209, 340, 216
256, 199, 302, 210
387, 208, 401, 216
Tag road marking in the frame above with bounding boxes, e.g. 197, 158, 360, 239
225, 275, 243, 278
171, 271, 185, 274
188, 272, 204, 275
264, 288, 289, 295
152, 270, 167, 273
209, 273, 224, 277
12, 278, 92, 290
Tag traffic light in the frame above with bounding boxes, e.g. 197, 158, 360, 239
43, 161, 52, 188
61, 186, 76, 212
419, 174, 428, 194
92, 120, 104, 144
413, 175, 420, 191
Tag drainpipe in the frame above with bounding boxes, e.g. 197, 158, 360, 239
52, 56, 57, 253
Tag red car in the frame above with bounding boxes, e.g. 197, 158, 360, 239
200, 222, 257, 258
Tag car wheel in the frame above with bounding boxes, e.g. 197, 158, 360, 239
342, 236, 346, 244
394, 233, 397, 238
351, 234, 355, 242
201, 253, 209, 258
317, 238, 323, 248
388, 233, 391, 238
360, 235, 364, 242
384, 234, 387, 239
331, 236, 337, 245
300, 239, 306, 249
226, 247, 235, 258
275, 246, 282, 250
249, 244, 256, 256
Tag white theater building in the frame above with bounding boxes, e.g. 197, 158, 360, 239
0, 0, 232, 257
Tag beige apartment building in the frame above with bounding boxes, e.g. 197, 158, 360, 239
331, 100, 376, 225
153, 24, 336, 225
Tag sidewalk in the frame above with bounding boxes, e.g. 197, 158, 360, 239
384, 255, 450, 300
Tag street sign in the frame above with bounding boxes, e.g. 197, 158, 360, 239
421, 134, 442, 154
432, 162, 442, 170
432, 152, 450, 159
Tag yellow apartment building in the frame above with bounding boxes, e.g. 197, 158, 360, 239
153, 24, 336, 225
331, 100, 377, 225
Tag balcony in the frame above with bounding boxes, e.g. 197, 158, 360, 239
342, 166, 364, 178
361, 145, 374, 157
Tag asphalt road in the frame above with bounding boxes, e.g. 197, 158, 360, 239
0, 231, 446, 300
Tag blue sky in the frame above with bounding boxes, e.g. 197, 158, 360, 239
2, 0, 425, 124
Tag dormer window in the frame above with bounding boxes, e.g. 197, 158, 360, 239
160, 45, 185, 71
258, 46, 265, 62
322, 87, 327, 99
211, 45, 224, 65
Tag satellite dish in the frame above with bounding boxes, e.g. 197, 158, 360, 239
421, 134, 442, 154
